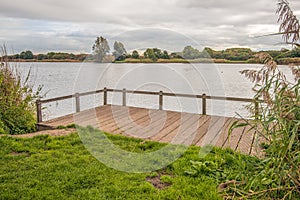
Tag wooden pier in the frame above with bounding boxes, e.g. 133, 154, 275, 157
36, 88, 261, 156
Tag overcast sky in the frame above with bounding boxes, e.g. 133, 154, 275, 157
1, 0, 300, 54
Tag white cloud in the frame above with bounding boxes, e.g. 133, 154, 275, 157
0, 0, 300, 53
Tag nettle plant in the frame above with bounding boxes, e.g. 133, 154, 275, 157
227, 0, 300, 199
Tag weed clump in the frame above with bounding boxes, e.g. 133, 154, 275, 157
0, 46, 42, 134
223, 1, 300, 198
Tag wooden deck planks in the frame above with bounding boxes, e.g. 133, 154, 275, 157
38, 105, 259, 156
150, 112, 185, 141
123, 110, 171, 139
97, 106, 146, 131
157, 113, 198, 143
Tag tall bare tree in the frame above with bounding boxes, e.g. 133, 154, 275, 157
92, 36, 110, 63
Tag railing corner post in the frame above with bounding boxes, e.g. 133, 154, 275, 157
75, 93, 80, 113
36, 99, 42, 123
103, 87, 107, 105
122, 88, 126, 106
202, 93, 207, 115
159, 91, 163, 110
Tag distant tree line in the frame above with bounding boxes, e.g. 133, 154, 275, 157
92, 36, 300, 63
6, 51, 88, 61
4, 36, 300, 63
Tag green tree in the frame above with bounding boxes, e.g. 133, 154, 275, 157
37, 54, 45, 60
223, 48, 253, 61
131, 50, 140, 59
277, 47, 300, 58
20, 50, 33, 59
263, 50, 283, 58
153, 48, 163, 59
92, 36, 110, 63
144, 48, 157, 61
12, 54, 20, 59
182, 46, 201, 59
46, 52, 55, 59
170, 52, 182, 59
113, 41, 127, 61
203, 47, 214, 58
162, 50, 170, 59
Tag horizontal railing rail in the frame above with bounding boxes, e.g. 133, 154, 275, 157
36, 87, 258, 123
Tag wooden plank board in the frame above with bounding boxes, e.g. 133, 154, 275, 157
191, 115, 211, 145
149, 112, 183, 141
107, 107, 153, 135
213, 118, 235, 148
103, 108, 159, 136
122, 110, 170, 139
73, 106, 116, 127
41, 105, 111, 127
97, 106, 144, 130
160, 113, 201, 144
173, 115, 205, 146
200, 117, 230, 146
195, 116, 226, 146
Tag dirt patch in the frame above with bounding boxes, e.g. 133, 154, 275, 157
146, 176, 171, 189
146, 172, 172, 190
12, 128, 76, 138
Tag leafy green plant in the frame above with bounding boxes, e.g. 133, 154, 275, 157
0, 46, 42, 134
185, 160, 224, 178
185, 148, 260, 188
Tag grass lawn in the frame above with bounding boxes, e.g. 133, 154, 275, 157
0, 128, 259, 200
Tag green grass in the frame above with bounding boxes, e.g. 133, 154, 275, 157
0, 128, 259, 200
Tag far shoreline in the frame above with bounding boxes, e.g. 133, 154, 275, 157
4, 58, 300, 65
6, 58, 255, 64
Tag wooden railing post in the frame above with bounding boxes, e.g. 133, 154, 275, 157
75, 93, 80, 113
36, 100, 42, 123
103, 87, 107, 105
122, 88, 126, 106
159, 91, 163, 110
202, 93, 207, 115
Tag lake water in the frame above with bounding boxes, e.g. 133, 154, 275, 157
14, 62, 281, 120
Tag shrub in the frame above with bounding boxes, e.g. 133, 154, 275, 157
224, 0, 300, 198
276, 57, 300, 65
228, 53, 300, 199
0, 46, 42, 134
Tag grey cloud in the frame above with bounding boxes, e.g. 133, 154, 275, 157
109, 28, 203, 52
180, 0, 274, 12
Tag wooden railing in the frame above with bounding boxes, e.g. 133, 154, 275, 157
36, 87, 258, 123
